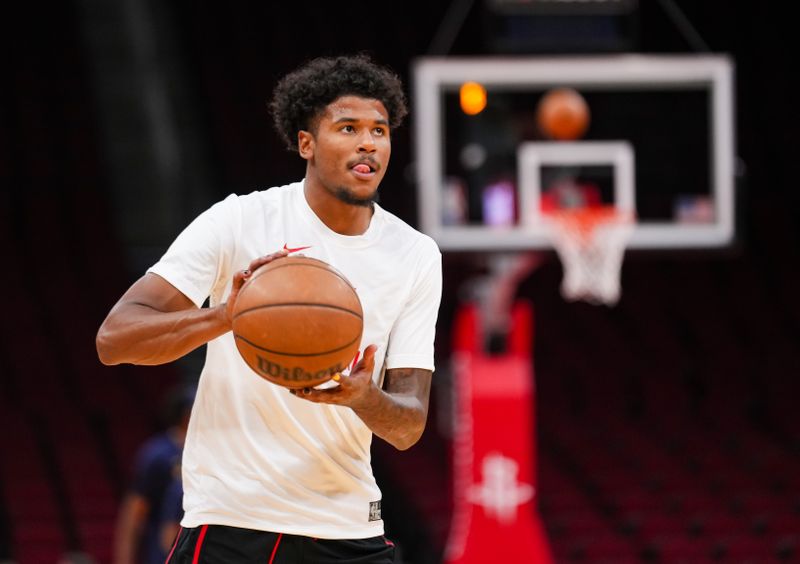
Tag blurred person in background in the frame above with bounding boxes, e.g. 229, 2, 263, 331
158, 463, 184, 558
112, 385, 195, 564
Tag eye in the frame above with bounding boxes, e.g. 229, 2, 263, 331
341, 125, 355, 133
373, 127, 387, 136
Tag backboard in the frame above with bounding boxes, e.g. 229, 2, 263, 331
412, 55, 736, 251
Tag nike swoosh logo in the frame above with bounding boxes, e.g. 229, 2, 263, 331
282, 244, 312, 254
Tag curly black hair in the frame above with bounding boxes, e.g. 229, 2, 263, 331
269, 54, 408, 152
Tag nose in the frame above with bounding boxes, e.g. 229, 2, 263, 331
357, 130, 377, 153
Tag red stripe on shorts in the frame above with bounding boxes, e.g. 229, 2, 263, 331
164, 526, 182, 563
268, 532, 283, 564
192, 525, 209, 564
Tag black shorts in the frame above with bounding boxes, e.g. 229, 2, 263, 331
166, 524, 397, 564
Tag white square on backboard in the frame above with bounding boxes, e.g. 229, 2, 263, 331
517, 141, 635, 244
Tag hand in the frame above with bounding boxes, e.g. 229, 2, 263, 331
223, 249, 289, 326
290, 345, 380, 409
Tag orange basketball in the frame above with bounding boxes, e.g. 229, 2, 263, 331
231, 256, 363, 389
536, 87, 590, 140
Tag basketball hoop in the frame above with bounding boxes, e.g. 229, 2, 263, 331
542, 206, 634, 306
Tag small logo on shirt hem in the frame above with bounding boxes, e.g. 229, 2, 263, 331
368, 500, 382, 522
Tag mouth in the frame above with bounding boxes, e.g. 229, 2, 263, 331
349, 159, 379, 179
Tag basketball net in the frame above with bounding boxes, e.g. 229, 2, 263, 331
542, 206, 634, 306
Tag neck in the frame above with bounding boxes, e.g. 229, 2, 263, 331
303, 175, 374, 236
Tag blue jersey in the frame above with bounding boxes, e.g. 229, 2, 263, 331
131, 432, 182, 564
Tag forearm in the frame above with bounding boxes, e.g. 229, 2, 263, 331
352, 388, 427, 451
97, 302, 229, 366
113, 516, 139, 564
292, 355, 432, 449
113, 495, 147, 564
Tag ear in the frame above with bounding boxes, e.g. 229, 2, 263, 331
298, 130, 314, 160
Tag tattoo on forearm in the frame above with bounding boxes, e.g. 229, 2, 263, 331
357, 367, 432, 450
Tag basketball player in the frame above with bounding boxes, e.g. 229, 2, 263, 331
96, 54, 442, 563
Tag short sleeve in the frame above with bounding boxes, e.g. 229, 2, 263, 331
384, 241, 442, 372
147, 194, 240, 307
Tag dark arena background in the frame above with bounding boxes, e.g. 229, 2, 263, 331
1, 1, 799, 563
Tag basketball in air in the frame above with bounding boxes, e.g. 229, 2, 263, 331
536, 87, 590, 141
232, 256, 363, 389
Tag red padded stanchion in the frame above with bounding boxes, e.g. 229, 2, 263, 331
445, 301, 554, 564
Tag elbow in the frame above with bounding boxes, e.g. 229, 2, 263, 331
393, 439, 416, 452
393, 420, 426, 451
96, 326, 121, 366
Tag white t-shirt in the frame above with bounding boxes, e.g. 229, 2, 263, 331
147, 180, 442, 539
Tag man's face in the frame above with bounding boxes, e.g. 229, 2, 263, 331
299, 95, 391, 207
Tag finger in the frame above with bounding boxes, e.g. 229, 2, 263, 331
301, 388, 343, 403
288, 387, 337, 404
289, 388, 316, 399
248, 249, 289, 272
231, 268, 251, 291
354, 345, 377, 374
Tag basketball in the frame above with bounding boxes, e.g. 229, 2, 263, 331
536, 87, 590, 141
231, 256, 363, 389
